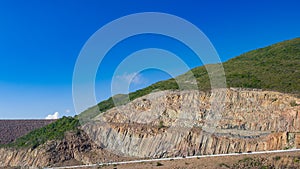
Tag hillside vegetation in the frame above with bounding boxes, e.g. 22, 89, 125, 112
81, 37, 300, 120
2, 37, 299, 149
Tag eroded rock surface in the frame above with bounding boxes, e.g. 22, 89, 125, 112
1, 88, 300, 167
0, 131, 131, 168
84, 89, 300, 158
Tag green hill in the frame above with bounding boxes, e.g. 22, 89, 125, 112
224, 37, 300, 93
81, 37, 300, 121
3, 37, 300, 149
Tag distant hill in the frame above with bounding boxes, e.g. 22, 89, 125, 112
3, 37, 300, 149
0, 120, 56, 144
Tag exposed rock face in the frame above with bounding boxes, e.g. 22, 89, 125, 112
0, 131, 130, 168
0, 88, 299, 167
0, 120, 56, 144
83, 89, 300, 158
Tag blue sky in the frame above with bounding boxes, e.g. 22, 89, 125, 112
0, 0, 299, 119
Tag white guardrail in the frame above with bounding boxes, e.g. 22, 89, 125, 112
45, 149, 300, 169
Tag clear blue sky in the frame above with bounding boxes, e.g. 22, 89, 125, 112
0, 0, 299, 119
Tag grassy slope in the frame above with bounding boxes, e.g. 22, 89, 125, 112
81, 37, 300, 120
3, 37, 300, 149
224, 37, 300, 93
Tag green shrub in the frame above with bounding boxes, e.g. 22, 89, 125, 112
273, 156, 281, 161
219, 163, 230, 168
158, 120, 165, 129
156, 162, 163, 166
294, 157, 300, 163
290, 100, 298, 107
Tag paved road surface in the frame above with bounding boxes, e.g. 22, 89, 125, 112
45, 149, 300, 169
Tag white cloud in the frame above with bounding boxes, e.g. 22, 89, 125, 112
65, 109, 70, 113
45, 112, 59, 119
116, 72, 145, 85
112, 72, 147, 95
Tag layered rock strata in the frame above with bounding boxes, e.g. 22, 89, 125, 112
1, 88, 299, 167
84, 89, 300, 157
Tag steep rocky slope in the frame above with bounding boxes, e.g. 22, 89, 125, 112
0, 131, 132, 167
83, 89, 300, 158
1, 88, 299, 168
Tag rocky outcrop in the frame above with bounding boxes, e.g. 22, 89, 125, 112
0, 88, 299, 167
83, 89, 300, 158
0, 131, 131, 168
83, 122, 290, 158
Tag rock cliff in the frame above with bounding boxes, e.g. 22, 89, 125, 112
0, 88, 299, 167
0, 131, 131, 167
84, 88, 300, 158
